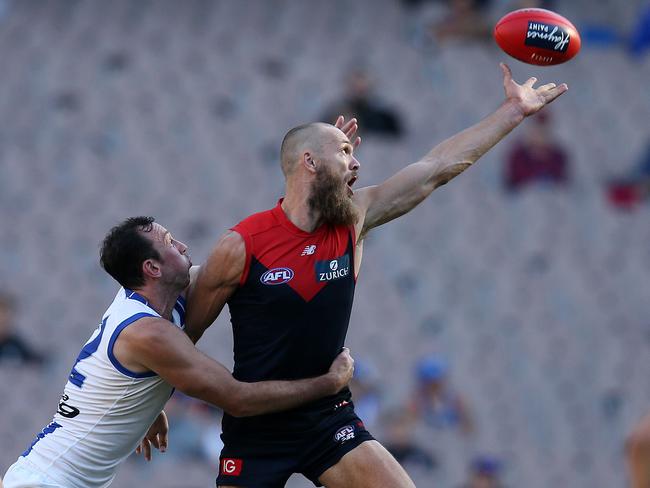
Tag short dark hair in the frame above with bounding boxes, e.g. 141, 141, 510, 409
280, 122, 326, 177
100, 216, 161, 289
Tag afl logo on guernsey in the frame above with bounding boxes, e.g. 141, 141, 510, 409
261, 267, 294, 285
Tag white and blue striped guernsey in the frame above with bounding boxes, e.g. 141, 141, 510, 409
17, 287, 185, 488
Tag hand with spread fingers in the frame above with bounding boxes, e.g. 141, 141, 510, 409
134, 411, 169, 462
334, 115, 362, 148
501, 62, 569, 117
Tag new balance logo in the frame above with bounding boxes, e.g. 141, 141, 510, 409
301, 245, 316, 256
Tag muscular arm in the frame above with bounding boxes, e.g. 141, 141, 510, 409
117, 317, 354, 417
184, 231, 245, 343
353, 63, 568, 238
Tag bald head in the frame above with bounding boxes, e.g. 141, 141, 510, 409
280, 122, 340, 177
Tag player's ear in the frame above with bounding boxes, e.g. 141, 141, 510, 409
302, 152, 318, 173
142, 259, 162, 280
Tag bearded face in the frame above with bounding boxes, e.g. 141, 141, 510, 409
308, 164, 358, 227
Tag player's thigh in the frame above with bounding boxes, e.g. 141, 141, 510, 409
318, 440, 416, 488
627, 412, 650, 488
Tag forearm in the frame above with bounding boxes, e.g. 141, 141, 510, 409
183, 320, 209, 344
359, 100, 526, 231
229, 375, 339, 417
423, 100, 525, 188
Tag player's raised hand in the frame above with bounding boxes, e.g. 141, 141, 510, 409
334, 115, 361, 149
500, 63, 568, 117
328, 347, 355, 392
135, 411, 169, 461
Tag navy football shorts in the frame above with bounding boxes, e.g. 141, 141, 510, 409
216, 403, 374, 487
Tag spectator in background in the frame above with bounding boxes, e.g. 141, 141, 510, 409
348, 359, 382, 431
429, 0, 492, 44
409, 356, 474, 436
399, 0, 491, 9
0, 292, 45, 366
510, 0, 556, 9
382, 409, 437, 471
629, 2, 650, 57
459, 455, 505, 488
503, 110, 570, 192
321, 69, 404, 138
606, 139, 650, 210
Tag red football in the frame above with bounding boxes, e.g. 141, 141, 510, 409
494, 8, 581, 66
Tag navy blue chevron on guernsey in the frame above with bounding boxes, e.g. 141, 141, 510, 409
225, 200, 356, 420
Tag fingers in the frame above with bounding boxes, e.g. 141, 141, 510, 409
538, 82, 556, 91
160, 431, 168, 453
542, 83, 569, 104
524, 77, 538, 88
150, 434, 160, 450
142, 438, 152, 462
340, 118, 358, 140
500, 62, 512, 84
332, 115, 361, 148
135, 444, 141, 455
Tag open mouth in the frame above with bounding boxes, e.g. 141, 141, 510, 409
346, 175, 358, 195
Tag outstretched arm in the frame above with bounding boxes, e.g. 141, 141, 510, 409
117, 317, 354, 417
184, 231, 245, 343
353, 63, 568, 237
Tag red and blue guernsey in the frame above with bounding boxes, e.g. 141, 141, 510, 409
225, 199, 356, 430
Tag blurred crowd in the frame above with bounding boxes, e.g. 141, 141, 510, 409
1, 1, 650, 487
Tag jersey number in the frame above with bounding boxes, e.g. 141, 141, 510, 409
68, 316, 108, 388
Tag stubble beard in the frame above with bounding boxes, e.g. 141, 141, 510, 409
307, 165, 358, 227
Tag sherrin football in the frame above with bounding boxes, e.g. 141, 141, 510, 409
494, 8, 581, 66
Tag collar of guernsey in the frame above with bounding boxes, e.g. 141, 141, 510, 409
271, 198, 329, 236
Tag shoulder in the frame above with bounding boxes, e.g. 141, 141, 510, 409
197, 230, 247, 289
209, 230, 246, 263
233, 208, 278, 237
117, 316, 178, 352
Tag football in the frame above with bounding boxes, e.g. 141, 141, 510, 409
494, 8, 581, 66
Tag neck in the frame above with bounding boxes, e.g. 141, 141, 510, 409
130, 284, 180, 320
282, 179, 321, 233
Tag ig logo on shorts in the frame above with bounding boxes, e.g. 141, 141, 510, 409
220, 458, 243, 476
334, 424, 356, 444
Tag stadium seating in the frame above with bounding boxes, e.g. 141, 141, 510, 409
1, 1, 650, 486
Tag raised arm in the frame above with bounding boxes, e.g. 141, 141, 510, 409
116, 317, 354, 417
184, 230, 245, 343
353, 63, 568, 237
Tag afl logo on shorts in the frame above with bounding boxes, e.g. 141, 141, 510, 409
220, 458, 243, 476
334, 424, 356, 444
260, 267, 294, 285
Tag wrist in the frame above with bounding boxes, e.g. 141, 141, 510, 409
324, 372, 341, 395
500, 99, 527, 125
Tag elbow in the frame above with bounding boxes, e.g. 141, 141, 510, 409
224, 404, 250, 418
432, 162, 473, 189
